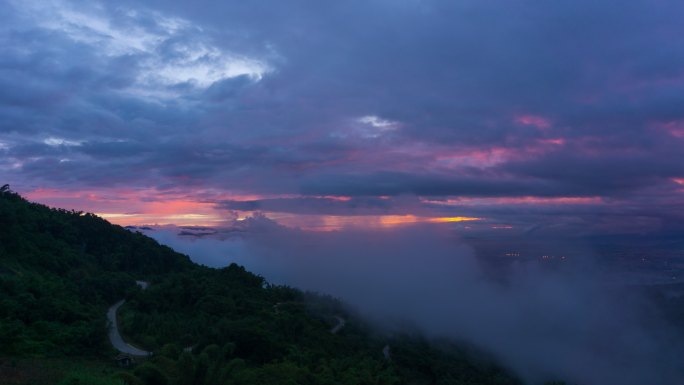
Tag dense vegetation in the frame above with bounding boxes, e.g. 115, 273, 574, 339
0, 185, 192, 357
0, 186, 560, 384
117, 268, 519, 385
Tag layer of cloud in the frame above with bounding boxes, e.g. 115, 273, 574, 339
2, 0, 684, 235
146, 220, 684, 385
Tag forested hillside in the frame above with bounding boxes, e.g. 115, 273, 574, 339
0, 186, 193, 357
0, 187, 540, 385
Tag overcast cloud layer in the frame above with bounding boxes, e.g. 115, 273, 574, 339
2, 0, 684, 234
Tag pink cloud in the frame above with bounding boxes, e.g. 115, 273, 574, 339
515, 114, 551, 129
538, 138, 566, 146
656, 120, 684, 138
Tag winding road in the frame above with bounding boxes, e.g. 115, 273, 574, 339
107, 281, 151, 356
330, 316, 346, 334
329, 316, 388, 359
107, 283, 383, 359
382, 345, 391, 360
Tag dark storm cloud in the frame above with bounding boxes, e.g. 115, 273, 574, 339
500, 150, 684, 197
299, 170, 647, 198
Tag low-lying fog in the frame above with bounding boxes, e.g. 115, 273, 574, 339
144, 218, 684, 385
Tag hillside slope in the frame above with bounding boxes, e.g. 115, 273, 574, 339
0, 186, 193, 356
0, 187, 532, 385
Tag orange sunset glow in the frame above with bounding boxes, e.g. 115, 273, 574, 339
23, 188, 482, 230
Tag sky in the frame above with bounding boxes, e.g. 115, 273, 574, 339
1, 0, 684, 235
